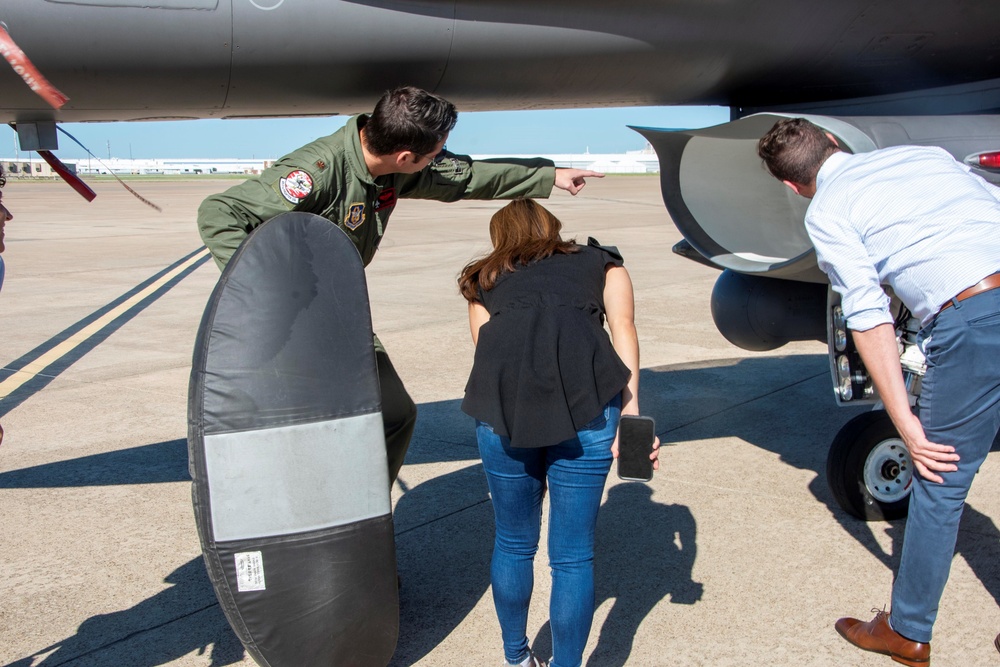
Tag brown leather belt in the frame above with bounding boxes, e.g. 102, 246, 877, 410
939, 272, 1000, 312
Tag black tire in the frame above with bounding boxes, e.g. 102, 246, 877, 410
826, 410, 912, 521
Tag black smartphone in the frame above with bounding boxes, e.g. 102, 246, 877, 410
617, 415, 655, 482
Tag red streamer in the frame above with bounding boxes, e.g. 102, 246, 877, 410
0, 24, 69, 110
36, 150, 97, 202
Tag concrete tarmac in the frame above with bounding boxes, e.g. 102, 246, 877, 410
1, 176, 998, 667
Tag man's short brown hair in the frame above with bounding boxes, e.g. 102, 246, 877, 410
363, 86, 458, 158
757, 118, 839, 185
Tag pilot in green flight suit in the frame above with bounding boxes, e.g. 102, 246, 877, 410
197, 86, 602, 485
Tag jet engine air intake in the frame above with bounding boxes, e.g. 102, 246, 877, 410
635, 113, 1000, 350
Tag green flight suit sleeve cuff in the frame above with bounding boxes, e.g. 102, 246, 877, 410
396, 155, 555, 202
463, 157, 556, 200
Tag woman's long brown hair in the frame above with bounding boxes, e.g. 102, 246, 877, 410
458, 198, 578, 302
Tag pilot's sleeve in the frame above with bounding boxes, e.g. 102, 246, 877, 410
197, 149, 334, 270
396, 152, 556, 202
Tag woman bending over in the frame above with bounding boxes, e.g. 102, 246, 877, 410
458, 198, 659, 667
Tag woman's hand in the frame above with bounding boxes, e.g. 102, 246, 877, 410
611, 429, 661, 471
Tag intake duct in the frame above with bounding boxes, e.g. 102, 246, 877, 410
634, 113, 1000, 349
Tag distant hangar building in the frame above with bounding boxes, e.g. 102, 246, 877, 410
0, 145, 660, 178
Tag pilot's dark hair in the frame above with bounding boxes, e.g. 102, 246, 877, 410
363, 86, 458, 157
757, 118, 839, 185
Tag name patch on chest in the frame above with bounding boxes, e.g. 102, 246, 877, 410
374, 188, 397, 212
279, 170, 313, 204
345, 203, 366, 230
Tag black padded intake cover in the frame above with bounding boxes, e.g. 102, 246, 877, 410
188, 212, 398, 667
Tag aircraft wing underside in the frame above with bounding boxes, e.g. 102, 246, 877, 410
2, 0, 1000, 123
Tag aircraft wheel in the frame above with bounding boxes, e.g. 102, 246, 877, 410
826, 411, 912, 521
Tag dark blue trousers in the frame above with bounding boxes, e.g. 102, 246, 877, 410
890, 288, 1000, 642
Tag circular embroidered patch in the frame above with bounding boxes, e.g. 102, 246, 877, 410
279, 170, 314, 203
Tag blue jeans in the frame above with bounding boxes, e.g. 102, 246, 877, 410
477, 396, 620, 667
890, 288, 1000, 642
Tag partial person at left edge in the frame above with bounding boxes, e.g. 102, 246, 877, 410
0, 163, 11, 446
196, 85, 603, 489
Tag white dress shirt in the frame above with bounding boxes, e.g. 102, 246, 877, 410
805, 146, 1000, 330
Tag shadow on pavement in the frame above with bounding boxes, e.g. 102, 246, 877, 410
390, 462, 494, 665
638, 353, 1000, 612
590, 484, 702, 666
639, 354, 858, 478
2, 437, 494, 667
956, 504, 1000, 608
639, 355, 897, 565
0, 440, 189, 489
4, 559, 244, 667
5, 353, 997, 665
528, 483, 702, 666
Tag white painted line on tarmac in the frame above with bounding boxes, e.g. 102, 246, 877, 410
0, 247, 211, 400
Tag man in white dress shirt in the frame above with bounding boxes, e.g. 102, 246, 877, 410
758, 117, 1000, 667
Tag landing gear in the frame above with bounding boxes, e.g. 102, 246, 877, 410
826, 410, 912, 521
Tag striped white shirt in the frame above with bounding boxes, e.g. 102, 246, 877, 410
806, 147, 1000, 330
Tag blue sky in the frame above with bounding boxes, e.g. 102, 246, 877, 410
37, 106, 731, 161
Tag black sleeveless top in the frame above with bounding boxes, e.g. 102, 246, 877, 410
461, 239, 631, 448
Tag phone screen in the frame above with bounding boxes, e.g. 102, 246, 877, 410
617, 415, 655, 482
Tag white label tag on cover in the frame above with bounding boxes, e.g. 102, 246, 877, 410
235, 551, 266, 592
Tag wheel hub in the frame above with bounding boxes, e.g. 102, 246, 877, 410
881, 460, 900, 479
863, 438, 913, 504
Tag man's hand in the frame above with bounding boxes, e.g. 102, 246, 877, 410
851, 323, 959, 483
894, 410, 959, 484
554, 168, 604, 195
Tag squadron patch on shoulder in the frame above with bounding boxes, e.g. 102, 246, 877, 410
345, 202, 366, 230
279, 170, 313, 204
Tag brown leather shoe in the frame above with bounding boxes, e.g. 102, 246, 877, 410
835, 609, 930, 666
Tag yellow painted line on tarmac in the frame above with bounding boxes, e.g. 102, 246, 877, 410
0, 248, 211, 401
